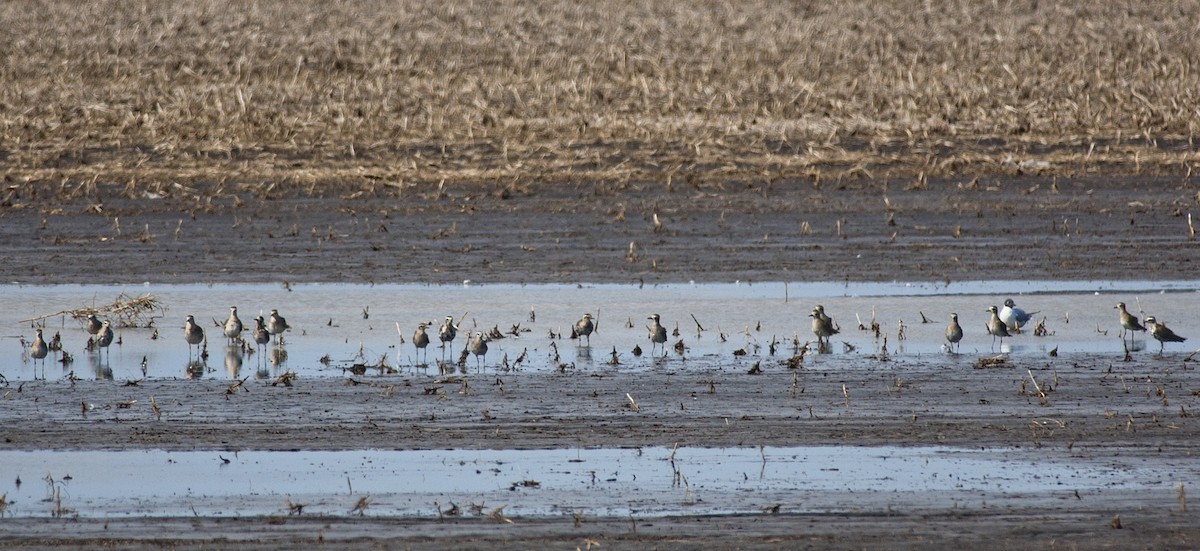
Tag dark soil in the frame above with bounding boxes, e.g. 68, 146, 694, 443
2, 176, 1197, 285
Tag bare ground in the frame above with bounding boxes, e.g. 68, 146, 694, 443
2, 175, 1198, 285
2, 352, 1198, 549
2, 176, 1200, 550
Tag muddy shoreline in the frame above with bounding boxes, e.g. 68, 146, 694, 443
4, 177, 1200, 550
3, 355, 1198, 452
3, 353, 1199, 549
3, 176, 1198, 285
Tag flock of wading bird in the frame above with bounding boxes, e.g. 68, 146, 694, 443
22, 297, 1191, 373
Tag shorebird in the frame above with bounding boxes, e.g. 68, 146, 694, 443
224, 306, 243, 344
945, 313, 963, 353
30, 328, 49, 366
413, 323, 431, 364
184, 315, 205, 357
1144, 316, 1187, 353
1114, 302, 1146, 345
986, 306, 1011, 350
439, 316, 458, 359
648, 314, 668, 356
810, 305, 838, 345
85, 313, 103, 335
575, 313, 595, 346
96, 321, 114, 357
252, 315, 271, 352
999, 298, 1037, 332
267, 309, 290, 344
468, 331, 488, 368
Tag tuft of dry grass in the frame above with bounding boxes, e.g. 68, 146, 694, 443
1, 0, 1198, 199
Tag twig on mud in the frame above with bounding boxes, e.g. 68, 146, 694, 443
285, 497, 306, 515
272, 371, 297, 387
1027, 369, 1050, 406
1026, 369, 1046, 398
974, 355, 1008, 368
487, 504, 513, 524
350, 496, 369, 516
225, 377, 250, 398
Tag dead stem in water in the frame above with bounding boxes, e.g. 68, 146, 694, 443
24, 293, 165, 329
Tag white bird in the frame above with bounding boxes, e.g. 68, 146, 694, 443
998, 298, 1037, 332
648, 314, 668, 356
945, 313, 963, 353
184, 315, 205, 357
575, 313, 595, 346
224, 306, 243, 344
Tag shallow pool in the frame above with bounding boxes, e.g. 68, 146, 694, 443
3, 280, 1197, 381
0, 444, 1189, 519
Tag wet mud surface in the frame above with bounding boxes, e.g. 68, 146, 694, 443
2, 178, 1200, 549
3, 351, 1199, 549
2, 176, 1198, 285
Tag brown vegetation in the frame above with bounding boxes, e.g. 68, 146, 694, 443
2, 0, 1199, 198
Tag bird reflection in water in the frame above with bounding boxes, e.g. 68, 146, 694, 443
90, 352, 114, 380
224, 345, 243, 379
270, 345, 288, 369
575, 344, 593, 365
185, 359, 206, 379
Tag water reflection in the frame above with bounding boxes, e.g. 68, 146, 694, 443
224, 345, 242, 379
0, 445, 1179, 520
270, 346, 288, 369
90, 352, 114, 380
185, 360, 206, 379
574, 345, 593, 366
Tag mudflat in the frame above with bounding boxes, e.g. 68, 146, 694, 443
3, 175, 1198, 286
2, 351, 1198, 550
3, 1, 1200, 549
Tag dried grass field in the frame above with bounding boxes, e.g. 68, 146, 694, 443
3, 1, 1199, 286
3, 0, 1199, 192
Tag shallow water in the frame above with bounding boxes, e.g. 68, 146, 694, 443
0, 445, 1189, 519
3, 280, 1197, 382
